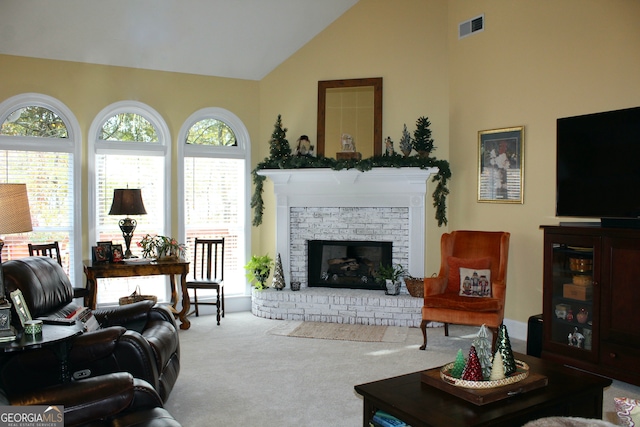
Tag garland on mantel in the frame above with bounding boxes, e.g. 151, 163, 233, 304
250, 115, 451, 228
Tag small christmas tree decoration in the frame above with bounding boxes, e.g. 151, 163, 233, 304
412, 116, 435, 157
490, 351, 506, 380
271, 253, 285, 290
269, 115, 292, 160
399, 124, 412, 157
451, 349, 466, 378
473, 324, 493, 379
496, 324, 517, 376
461, 345, 484, 381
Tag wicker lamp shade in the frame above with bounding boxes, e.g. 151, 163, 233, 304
0, 184, 33, 235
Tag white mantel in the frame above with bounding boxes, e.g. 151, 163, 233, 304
257, 167, 438, 286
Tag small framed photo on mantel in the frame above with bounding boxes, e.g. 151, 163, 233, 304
478, 126, 524, 204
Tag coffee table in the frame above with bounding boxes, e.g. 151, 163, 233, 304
354, 352, 612, 427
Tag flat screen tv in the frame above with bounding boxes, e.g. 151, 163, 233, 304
556, 105, 640, 224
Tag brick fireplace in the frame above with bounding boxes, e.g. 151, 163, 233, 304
253, 167, 438, 326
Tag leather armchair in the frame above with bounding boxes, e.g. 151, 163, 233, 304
420, 230, 510, 350
2, 372, 181, 427
1, 256, 180, 402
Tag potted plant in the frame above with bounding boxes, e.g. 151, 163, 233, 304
138, 234, 186, 260
375, 263, 406, 295
244, 254, 274, 289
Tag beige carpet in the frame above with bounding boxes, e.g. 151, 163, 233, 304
267, 320, 409, 342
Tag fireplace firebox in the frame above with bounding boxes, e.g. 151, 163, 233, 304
308, 240, 392, 290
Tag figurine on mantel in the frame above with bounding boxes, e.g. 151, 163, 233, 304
384, 136, 395, 156
336, 133, 362, 160
295, 135, 314, 157
341, 133, 355, 152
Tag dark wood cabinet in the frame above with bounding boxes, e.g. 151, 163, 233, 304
541, 225, 640, 386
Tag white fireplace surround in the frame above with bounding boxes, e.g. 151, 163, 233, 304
258, 167, 438, 286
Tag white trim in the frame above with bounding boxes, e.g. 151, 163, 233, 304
0, 93, 83, 287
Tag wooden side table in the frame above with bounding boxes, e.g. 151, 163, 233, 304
1, 323, 84, 383
83, 260, 192, 330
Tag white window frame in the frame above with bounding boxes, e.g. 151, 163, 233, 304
177, 107, 251, 295
88, 101, 171, 304
0, 93, 82, 286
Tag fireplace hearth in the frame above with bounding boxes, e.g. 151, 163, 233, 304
308, 240, 392, 290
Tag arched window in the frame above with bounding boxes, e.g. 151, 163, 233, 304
0, 93, 81, 286
178, 108, 250, 297
88, 101, 171, 305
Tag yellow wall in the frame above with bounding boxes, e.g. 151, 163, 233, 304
446, 0, 640, 322
260, 0, 640, 323
259, 0, 451, 278
2, 0, 640, 323
0, 54, 260, 255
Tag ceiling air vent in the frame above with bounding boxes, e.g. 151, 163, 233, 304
459, 14, 484, 39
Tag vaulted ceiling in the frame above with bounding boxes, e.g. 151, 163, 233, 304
0, 0, 359, 81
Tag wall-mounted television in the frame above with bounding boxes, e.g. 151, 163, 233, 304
556, 105, 640, 226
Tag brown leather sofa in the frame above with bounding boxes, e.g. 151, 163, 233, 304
1, 372, 182, 427
0, 256, 180, 403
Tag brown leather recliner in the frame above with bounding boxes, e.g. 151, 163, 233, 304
1, 256, 180, 403
2, 372, 182, 427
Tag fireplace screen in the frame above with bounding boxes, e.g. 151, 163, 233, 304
307, 240, 392, 290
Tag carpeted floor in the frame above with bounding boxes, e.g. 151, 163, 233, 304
164, 312, 640, 426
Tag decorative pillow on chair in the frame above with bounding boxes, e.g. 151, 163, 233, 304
615, 397, 640, 427
446, 256, 491, 294
459, 267, 491, 297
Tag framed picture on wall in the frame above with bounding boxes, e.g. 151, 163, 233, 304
478, 126, 524, 204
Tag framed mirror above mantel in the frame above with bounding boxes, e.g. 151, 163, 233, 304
316, 77, 382, 158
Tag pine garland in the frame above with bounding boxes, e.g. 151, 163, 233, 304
251, 116, 452, 227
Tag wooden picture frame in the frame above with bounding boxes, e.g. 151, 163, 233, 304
478, 126, 524, 203
10, 289, 32, 327
97, 241, 112, 262
92, 246, 108, 263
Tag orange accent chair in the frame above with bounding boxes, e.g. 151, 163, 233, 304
420, 230, 510, 350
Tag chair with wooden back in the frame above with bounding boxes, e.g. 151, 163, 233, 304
186, 238, 225, 325
28, 241, 91, 305
420, 230, 510, 351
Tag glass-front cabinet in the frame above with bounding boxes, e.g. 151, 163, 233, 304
542, 229, 600, 363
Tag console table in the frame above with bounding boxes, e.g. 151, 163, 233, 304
83, 260, 192, 330
354, 352, 612, 427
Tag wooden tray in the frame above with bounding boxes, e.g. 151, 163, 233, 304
421, 366, 548, 405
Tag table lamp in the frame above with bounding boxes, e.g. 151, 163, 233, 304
0, 184, 33, 339
108, 188, 147, 258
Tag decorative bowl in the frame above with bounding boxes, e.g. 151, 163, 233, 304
440, 359, 529, 389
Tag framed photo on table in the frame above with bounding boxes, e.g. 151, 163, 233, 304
478, 126, 524, 204
10, 290, 32, 327
111, 244, 124, 262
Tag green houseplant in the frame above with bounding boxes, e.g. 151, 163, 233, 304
138, 234, 186, 260
375, 264, 406, 295
244, 254, 274, 289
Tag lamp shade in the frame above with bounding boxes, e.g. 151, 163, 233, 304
0, 184, 33, 234
108, 189, 147, 216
